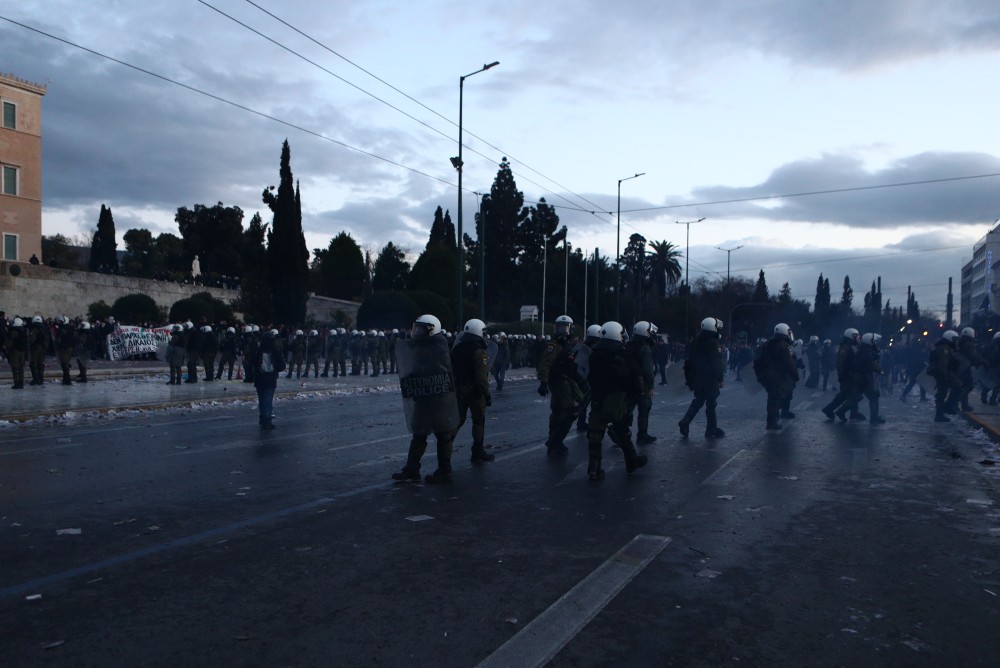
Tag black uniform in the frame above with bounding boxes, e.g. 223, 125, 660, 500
678, 329, 726, 438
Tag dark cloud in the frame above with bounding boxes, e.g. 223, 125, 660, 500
682, 152, 1000, 227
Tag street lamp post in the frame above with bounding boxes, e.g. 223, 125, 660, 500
675, 217, 706, 338
717, 245, 743, 345
616, 172, 645, 322
453, 61, 499, 329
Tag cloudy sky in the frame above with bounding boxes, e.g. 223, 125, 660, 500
4, 0, 1000, 319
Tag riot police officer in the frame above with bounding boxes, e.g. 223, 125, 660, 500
76, 320, 94, 383
821, 328, 863, 421
216, 327, 238, 380
56, 315, 78, 385
678, 317, 726, 438
626, 320, 659, 444
853, 333, 886, 424
200, 325, 218, 381
305, 329, 321, 378
27, 315, 48, 386
452, 318, 495, 464
392, 314, 458, 484
585, 321, 648, 481
575, 324, 601, 431
5, 317, 27, 389
756, 323, 799, 430
537, 315, 584, 457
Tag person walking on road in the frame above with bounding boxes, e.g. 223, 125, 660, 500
755, 323, 799, 430
253, 329, 286, 429
537, 315, 585, 457
451, 319, 495, 464
678, 317, 726, 439
626, 320, 659, 445
75, 321, 94, 383
392, 314, 458, 484
821, 328, 863, 421
927, 330, 962, 422
584, 321, 648, 481
852, 333, 886, 424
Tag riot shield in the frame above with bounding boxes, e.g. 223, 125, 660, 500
396, 336, 460, 434
741, 362, 765, 395
486, 340, 499, 371
572, 342, 592, 381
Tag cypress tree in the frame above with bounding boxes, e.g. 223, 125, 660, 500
89, 204, 119, 273
262, 140, 309, 325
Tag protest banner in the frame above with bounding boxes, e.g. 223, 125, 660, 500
107, 326, 171, 361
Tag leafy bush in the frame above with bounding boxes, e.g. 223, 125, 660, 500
111, 294, 162, 324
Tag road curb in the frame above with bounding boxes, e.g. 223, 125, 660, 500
962, 410, 1000, 445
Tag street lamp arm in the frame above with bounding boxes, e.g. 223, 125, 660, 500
462, 61, 500, 80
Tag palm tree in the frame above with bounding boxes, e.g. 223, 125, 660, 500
648, 240, 683, 297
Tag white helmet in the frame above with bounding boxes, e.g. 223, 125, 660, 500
994, 332, 1000, 342
294, 329, 303, 336
464, 318, 487, 338
413, 314, 442, 337
243, 325, 253, 333
270, 328, 279, 336
378, 331, 385, 338
586, 324, 601, 338
701, 317, 722, 332
554, 314, 573, 336
338, 328, 347, 335
32, 315, 43, 324
184, 321, 193, 330
774, 323, 791, 338
171, 324, 183, 333
11, 317, 24, 327
252, 325, 260, 333
861, 333, 882, 346
633, 321, 655, 338
843, 328, 859, 340
358, 330, 366, 337
943, 330, 959, 343
201, 325, 213, 333
79, 321, 91, 330
227, 327, 236, 334
392, 328, 399, 335
599, 321, 625, 342
961, 327, 975, 338
809, 335, 819, 343
59, 315, 70, 325
310, 329, 318, 336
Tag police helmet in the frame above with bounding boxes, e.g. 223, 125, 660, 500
942, 330, 959, 343
464, 318, 487, 338
809, 335, 819, 343
633, 321, 655, 338
201, 325, 213, 333
413, 314, 442, 337
378, 331, 385, 338
843, 328, 859, 340
554, 314, 573, 336
11, 317, 24, 327
392, 328, 399, 335
227, 327, 236, 334
701, 317, 722, 332
59, 315, 70, 325
338, 328, 347, 335
861, 333, 878, 346
252, 325, 260, 333
599, 321, 625, 342
310, 329, 318, 336
32, 315, 42, 324
79, 321, 91, 330
171, 324, 183, 333
961, 327, 975, 339
823, 339, 831, 345
269, 328, 279, 336
774, 323, 792, 338
586, 324, 601, 339
184, 321, 193, 330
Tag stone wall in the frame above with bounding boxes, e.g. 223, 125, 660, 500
0, 261, 238, 320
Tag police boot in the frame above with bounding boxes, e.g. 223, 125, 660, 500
425, 437, 454, 483
934, 407, 951, 422
546, 441, 569, 457
393, 439, 428, 481
869, 398, 885, 424
79, 369, 88, 383
471, 441, 495, 464
678, 419, 690, 437
62, 368, 73, 385
621, 441, 648, 475
587, 453, 605, 481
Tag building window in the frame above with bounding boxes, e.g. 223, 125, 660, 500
1, 101, 14, 129
2, 165, 16, 195
2, 233, 17, 261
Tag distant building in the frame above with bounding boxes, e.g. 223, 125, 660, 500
0, 72, 46, 264
960, 221, 1000, 326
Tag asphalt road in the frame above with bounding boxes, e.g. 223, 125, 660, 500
2, 376, 999, 667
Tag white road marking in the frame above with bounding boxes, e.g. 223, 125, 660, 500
476, 534, 672, 668
701, 449, 757, 486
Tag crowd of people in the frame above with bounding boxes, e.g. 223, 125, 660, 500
6, 309, 996, 483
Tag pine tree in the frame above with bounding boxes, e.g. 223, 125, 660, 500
372, 242, 410, 291
262, 140, 309, 325
481, 158, 529, 319
240, 213, 272, 323
89, 204, 119, 273
778, 282, 792, 304
313, 232, 366, 300
752, 270, 770, 303
426, 206, 457, 251
841, 276, 853, 312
